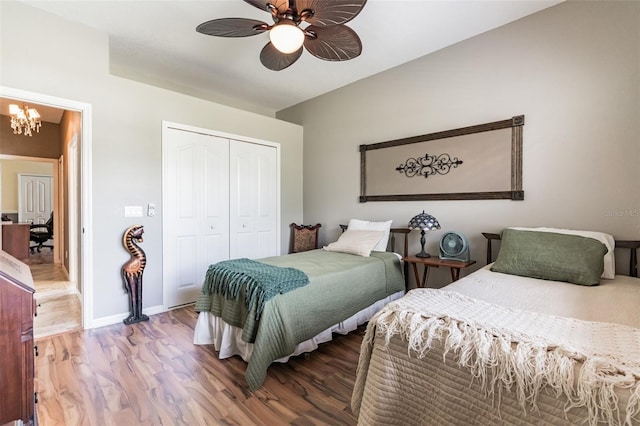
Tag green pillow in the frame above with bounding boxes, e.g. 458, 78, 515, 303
490, 229, 608, 286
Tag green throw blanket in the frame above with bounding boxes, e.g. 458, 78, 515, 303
202, 258, 309, 320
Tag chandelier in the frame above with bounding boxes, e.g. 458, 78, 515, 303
9, 104, 42, 137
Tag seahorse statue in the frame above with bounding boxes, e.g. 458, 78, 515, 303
121, 225, 149, 324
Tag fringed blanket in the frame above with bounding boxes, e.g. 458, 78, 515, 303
354, 289, 640, 426
201, 258, 309, 320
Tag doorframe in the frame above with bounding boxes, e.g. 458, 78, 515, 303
67, 137, 79, 283
1, 86, 94, 329
58, 156, 65, 268
161, 120, 281, 311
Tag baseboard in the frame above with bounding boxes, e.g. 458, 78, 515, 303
89, 304, 165, 329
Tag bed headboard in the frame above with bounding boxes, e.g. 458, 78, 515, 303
482, 232, 640, 278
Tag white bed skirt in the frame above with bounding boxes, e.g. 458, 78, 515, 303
193, 290, 405, 363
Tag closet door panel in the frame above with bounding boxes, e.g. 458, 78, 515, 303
253, 143, 278, 259
176, 235, 198, 291
201, 140, 230, 274
229, 141, 278, 259
233, 232, 254, 259
177, 144, 196, 219
256, 230, 275, 258
233, 149, 253, 219
203, 234, 226, 269
164, 128, 229, 308
165, 132, 201, 308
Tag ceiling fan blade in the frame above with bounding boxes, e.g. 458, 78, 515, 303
196, 18, 269, 37
244, 0, 290, 15
295, 0, 367, 26
304, 25, 362, 61
260, 42, 303, 71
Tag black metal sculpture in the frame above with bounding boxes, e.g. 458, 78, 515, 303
396, 153, 463, 179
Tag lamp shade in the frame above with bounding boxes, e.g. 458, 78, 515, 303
269, 21, 305, 54
408, 211, 441, 231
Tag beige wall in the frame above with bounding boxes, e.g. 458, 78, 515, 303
0, 115, 62, 158
278, 1, 640, 288
0, 159, 53, 212
1, 1, 304, 322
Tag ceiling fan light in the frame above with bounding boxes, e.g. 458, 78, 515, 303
269, 22, 304, 54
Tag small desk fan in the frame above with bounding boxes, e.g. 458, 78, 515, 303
439, 231, 470, 262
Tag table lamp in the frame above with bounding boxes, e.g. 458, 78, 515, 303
408, 211, 441, 258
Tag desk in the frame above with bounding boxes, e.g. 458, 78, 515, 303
1, 223, 31, 261
403, 256, 476, 288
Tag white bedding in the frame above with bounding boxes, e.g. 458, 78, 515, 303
447, 264, 640, 328
352, 266, 640, 426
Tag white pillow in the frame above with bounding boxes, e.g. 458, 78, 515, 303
509, 227, 616, 279
347, 219, 393, 252
323, 230, 385, 257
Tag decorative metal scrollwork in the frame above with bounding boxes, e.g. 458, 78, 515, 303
396, 153, 463, 179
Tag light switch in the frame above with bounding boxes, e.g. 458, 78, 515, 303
124, 206, 143, 217
147, 203, 156, 217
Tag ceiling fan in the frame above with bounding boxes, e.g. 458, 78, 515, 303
196, 0, 367, 71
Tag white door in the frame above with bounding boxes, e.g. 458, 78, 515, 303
164, 128, 230, 308
19, 174, 53, 225
229, 140, 278, 259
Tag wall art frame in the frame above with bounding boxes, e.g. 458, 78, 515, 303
359, 115, 525, 202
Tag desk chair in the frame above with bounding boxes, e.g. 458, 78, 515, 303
30, 212, 53, 253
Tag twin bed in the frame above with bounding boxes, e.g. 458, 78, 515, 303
193, 222, 640, 426
193, 221, 409, 390
353, 228, 640, 426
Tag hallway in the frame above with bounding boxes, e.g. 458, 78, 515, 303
29, 259, 81, 340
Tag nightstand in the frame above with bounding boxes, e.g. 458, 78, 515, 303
403, 256, 476, 288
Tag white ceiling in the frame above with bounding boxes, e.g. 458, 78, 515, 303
18, 0, 562, 116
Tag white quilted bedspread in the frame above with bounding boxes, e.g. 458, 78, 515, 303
353, 288, 640, 426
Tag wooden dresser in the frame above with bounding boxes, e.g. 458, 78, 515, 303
0, 250, 36, 425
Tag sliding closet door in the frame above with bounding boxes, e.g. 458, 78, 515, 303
229, 140, 278, 259
164, 128, 230, 308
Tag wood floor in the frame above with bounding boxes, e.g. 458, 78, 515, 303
33, 287, 82, 339
27, 250, 82, 339
35, 307, 365, 425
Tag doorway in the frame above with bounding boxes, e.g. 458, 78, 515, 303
0, 86, 94, 332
